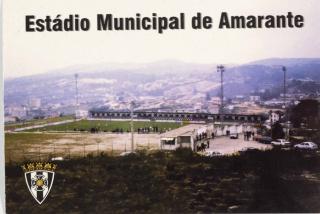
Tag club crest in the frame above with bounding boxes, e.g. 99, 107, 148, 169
21, 162, 57, 204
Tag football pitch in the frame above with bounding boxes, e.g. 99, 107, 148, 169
27, 119, 186, 132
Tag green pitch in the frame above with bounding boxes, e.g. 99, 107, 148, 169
28, 119, 186, 132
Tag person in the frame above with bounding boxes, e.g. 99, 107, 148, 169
245, 131, 249, 141
206, 140, 210, 148
201, 142, 205, 151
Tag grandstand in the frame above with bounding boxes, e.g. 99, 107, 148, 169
89, 109, 266, 123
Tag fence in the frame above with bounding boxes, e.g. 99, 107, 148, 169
6, 140, 158, 164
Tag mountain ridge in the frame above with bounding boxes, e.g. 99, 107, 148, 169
5, 58, 320, 108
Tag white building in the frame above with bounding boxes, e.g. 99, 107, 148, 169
6, 106, 27, 119
207, 103, 220, 114
249, 96, 261, 102
213, 122, 245, 136
29, 98, 41, 108
76, 110, 88, 119
210, 96, 222, 105
268, 111, 281, 124
5, 116, 17, 123
160, 124, 214, 151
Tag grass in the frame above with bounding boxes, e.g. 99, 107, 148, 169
27, 120, 185, 132
5, 133, 67, 163
4, 132, 160, 163
5, 149, 320, 213
5, 133, 63, 147
5, 115, 74, 131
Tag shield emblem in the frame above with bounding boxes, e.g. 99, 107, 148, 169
24, 170, 55, 204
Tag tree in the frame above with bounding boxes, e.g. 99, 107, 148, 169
290, 99, 319, 128
271, 122, 285, 140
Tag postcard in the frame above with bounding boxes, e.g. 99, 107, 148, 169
2, 0, 320, 213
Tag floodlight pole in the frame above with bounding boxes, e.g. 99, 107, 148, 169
282, 66, 289, 139
130, 101, 135, 152
283, 66, 286, 111
217, 65, 225, 129
75, 73, 79, 120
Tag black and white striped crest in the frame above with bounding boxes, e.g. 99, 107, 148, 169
24, 170, 55, 204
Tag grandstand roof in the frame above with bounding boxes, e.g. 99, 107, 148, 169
160, 124, 205, 138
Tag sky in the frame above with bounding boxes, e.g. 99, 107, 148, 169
3, 0, 320, 78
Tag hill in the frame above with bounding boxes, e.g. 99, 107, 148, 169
4, 58, 320, 109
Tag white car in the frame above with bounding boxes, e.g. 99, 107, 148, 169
294, 142, 318, 150
119, 151, 137, 156
202, 151, 222, 157
230, 133, 239, 139
271, 139, 291, 147
51, 157, 64, 161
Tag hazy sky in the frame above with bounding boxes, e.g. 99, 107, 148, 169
3, 0, 320, 78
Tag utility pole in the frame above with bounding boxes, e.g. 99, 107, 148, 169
282, 66, 289, 139
217, 65, 225, 132
53, 142, 56, 157
83, 141, 86, 158
283, 66, 286, 111
130, 101, 135, 152
38, 146, 41, 161
75, 73, 79, 120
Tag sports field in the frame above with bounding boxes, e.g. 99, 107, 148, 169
27, 119, 185, 132
5, 119, 187, 163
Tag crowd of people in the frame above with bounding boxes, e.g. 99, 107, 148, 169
195, 132, 212, 152
196, 141, 210, 152
137, 126, 161, 134
244, 131, 255, 141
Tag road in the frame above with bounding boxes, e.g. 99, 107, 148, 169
11, 119, 81, 132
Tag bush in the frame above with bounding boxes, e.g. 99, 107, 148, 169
5, 149, 320, 213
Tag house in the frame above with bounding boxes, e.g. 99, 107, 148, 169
5, 116, 17, 123
76, 109, 88, 119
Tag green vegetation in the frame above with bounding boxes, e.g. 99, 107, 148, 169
5, 132, 159, 163
271, 122, 285, 140
5, 133, 67, 163
5, 116, 74, 131
5, 133, 63, 146
27, 120, 184, 132
290, 99, 319, 129
5, 149, 320, 213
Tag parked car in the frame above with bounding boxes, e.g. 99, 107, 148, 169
202, 151, 222, 157
230, 133, 239, 139
119, 151, 137, 156
258, 136, 272, 144
51, 157, 64, 161
294, 142, 318, 150
239, 147, 259, 154
271, 139, 291, 147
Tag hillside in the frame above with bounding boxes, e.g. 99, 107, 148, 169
4, 58, 320, 108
